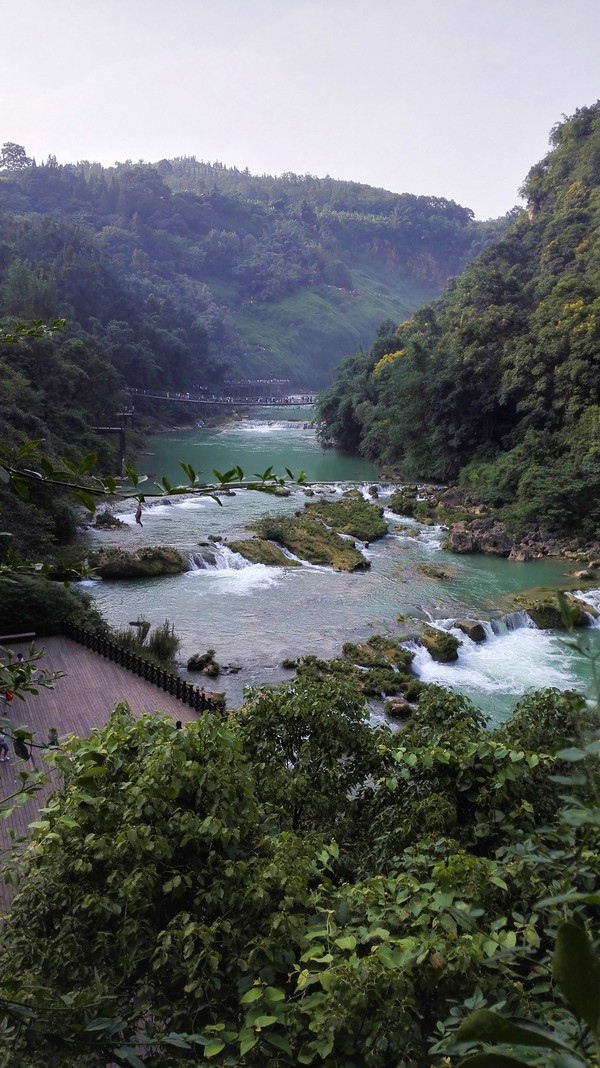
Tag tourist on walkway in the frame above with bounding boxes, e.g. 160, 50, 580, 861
0, 731, 9, 761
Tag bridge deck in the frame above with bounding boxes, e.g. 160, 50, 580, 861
0, 636, 201, 914
126, 391, 315, 406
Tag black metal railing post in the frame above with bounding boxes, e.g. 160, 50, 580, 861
61, 623, 220, 715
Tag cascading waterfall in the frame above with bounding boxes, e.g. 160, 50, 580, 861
481, 609, 536, 638
88, 420, 600, 719
573, 588, 600, 627
187, 546, 251, 572
408, 608, 573, 709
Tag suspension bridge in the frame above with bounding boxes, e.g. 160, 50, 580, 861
124, 388, 317, 407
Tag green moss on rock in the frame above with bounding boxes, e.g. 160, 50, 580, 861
514, 594, 592, 630
421, 625, 461, 662
227, 539, 300, 567
88, 546, 186, 579
250, 515, 368, 572
304, 493, 387, 543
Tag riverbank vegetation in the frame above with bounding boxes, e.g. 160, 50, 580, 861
1, 677, 600, 1066
316, 103, 600, 543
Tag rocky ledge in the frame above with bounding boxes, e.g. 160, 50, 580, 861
445, 518, 513, 556
88, 546, 187, 579
388, 485, 600, 565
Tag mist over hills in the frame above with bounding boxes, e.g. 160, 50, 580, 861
0, 148, 506, 394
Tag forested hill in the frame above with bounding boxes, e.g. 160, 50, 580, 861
317, 103, 600, 539
0, 148, 506, 399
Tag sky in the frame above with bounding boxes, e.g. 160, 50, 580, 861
2, 0, 600, 220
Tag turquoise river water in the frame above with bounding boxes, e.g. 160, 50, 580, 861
86, 412, 600, 726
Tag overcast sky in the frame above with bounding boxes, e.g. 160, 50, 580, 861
2, 0, 599, 219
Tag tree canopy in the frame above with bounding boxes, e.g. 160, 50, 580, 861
1, 678, 600, 1067
316, 102, 600, 538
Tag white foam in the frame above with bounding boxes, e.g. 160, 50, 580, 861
186, 559, 281, 595
572, 588, 600, 627
408, 620, 577, 695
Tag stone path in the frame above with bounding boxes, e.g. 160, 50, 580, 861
0, 636, 201, 914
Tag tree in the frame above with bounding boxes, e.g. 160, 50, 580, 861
0, 142, 32, 172
236, 673, 388, 834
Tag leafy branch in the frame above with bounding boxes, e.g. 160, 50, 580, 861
0, 440, 306, 527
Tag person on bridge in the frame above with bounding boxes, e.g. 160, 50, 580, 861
0, 730, 9, 761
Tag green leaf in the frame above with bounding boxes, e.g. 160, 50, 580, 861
179, 461, 197, 483
16, 440, 43, 458
124, 461, 139, 486
240, 1033, 258, 1055
74, 490, 97, 513
253, 1015, 277, 1027
553, 921, 600, 1033
556, 747, 588, 762
203, 1038, 225, 1057
254, 466, 274, 481
113, 1048, 146, 1068
539, 891, 600, 907
240, 987, 263, 1004
78, 451, 97, 475
162, 1032, 192, 1048
264, 986, 285, 1002
377, 944, 395, 968
457, 1056, 535, 1068
265, 1033, 292, 1054
334, 935, 356, 951
11, 478, 30, 499
456, 1010, 569, 1051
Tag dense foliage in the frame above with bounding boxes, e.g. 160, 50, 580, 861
0, 150, 502, 555
316, 103, 600, 538
1, 678, 600, 1067
0, 149, 501, 397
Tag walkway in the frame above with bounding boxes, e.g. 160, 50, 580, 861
0, 636, 200, 913
125, 388, 315, 406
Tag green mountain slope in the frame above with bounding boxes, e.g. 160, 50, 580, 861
317, 102, 600, 538
0, 155, 504, 391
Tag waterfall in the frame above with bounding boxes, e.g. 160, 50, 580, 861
187, 547, 251, 571
482, 609, 536, 638
572, 588, 600, 627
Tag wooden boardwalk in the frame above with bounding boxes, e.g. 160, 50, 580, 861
0, 636, 201, 913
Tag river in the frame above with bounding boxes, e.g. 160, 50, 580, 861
86, 412, 600, 725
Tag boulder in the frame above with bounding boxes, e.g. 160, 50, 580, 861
515, 594, 592, 629
446, 519, 513, 556
421, 625, 461, 662
227, 538, 301, 567
385, 696, 413, 720
570, 568, 597, 581
509, 548, 534, 561
455, 620, 486, 642
94, 510, 129, 530
88, 546, 186, 579
445, 522, 475, 553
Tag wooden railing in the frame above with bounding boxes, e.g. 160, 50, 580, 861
63, 622, 223, 713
